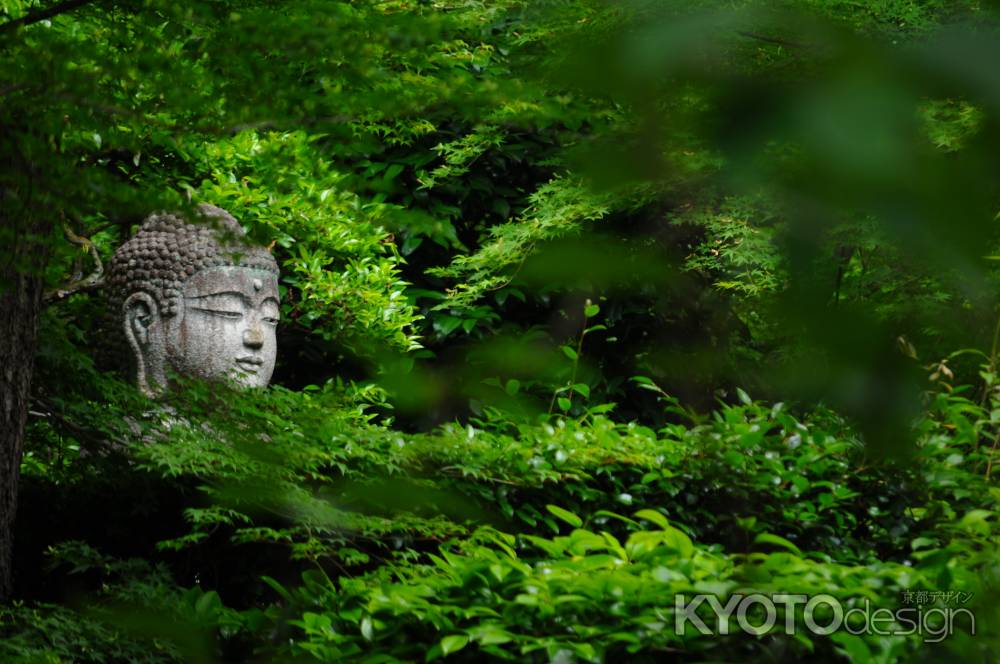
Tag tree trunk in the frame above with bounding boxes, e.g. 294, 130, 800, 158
0, 121, 51, 598
0, 254, 46, 600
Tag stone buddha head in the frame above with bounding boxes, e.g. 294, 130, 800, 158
105, 204, 280, 396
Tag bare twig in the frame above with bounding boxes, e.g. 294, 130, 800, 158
43, 222, 105, 303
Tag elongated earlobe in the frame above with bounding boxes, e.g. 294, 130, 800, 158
123, 292, 160, 396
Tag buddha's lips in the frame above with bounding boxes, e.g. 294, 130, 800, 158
236, 357, 264, 372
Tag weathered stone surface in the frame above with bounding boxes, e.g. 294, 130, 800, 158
104, 204, 280, 395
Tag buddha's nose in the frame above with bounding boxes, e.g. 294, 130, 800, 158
243, 324, 265, 349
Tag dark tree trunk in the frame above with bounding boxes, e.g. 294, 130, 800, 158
0, 262, 45, 599
0, 121, 52, 600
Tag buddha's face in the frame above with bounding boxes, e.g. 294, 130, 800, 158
167, 266, 280, 388
124, 265, 280, 394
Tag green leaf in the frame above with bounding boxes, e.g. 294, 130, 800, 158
753, 532, 803, 557
261, 575, 293, 602
439, 634, 469, 656
546, 504, 583, 528
471, 625, 513, 645
384, 163, 405, 180
435, 315, 463, 336
194, 590, 221, 617
736, 387, 752, 405
633, 509, 670, 530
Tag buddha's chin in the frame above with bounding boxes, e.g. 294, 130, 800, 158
230, 370, 269, 389
163, 355, 272, 390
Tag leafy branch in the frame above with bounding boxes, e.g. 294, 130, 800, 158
0, 0, 98, 35
549, 300, 603, 414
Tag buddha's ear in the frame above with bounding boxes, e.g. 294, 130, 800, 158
123, 292, 161, 396
124, 292, 159, 347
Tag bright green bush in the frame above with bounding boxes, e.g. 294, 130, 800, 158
11, 360, 1000, 662
6, 2, 1000, 663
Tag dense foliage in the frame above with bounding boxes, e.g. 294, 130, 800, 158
4, 0, 1000, 662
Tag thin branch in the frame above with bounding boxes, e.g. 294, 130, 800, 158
84, 216, 139, 237
985, 431, 1000, 481
0, 83, 33, 98
0, 0, 98, 35
52, 91, 149, 126
55, 89, 355, 137
220, 114, 354, 136
30, 397, 124, 455
44, 221, 105, 304
737, 30, 808, 50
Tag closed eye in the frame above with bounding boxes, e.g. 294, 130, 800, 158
192, 307, 244, 319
